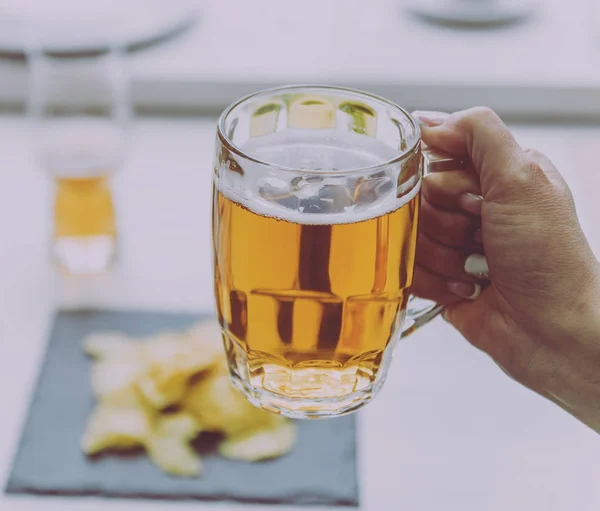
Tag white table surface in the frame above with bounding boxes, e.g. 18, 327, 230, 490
1, 0, 600, 118
0, 115, 599, 511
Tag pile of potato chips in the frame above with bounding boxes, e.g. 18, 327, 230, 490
81, 319, 297, 477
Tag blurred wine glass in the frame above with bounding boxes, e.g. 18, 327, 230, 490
27, 46, 131, 275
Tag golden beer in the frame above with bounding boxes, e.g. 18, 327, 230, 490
213, 183, 420, 416
54, 175, 116, 238
52, 174, 117, 274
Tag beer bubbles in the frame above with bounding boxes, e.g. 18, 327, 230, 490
246, 130, 403, 221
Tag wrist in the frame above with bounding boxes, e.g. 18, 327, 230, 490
544, 267, 600, 433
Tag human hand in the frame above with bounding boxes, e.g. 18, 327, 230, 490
411, 107, 600, 433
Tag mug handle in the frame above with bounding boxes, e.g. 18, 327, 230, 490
400, 145, 468, 338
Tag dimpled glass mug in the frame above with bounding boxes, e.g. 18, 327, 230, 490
212, 85, 464, 419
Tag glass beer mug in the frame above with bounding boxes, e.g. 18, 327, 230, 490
212, 85, 464, 419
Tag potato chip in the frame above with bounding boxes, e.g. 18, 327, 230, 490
81, 393, 153, 455
145, 412, 202, 476
101, 386, 148, 408
219, 422, 297, 462
81, 319, 298, 477
156, 412, 202, 439
183, 370, 285, 437
136, 370, 189, 410
135, 327, 222, 409
146, 434, 202, 477
140, 332, 189, 363
83, 332, 139, 360
91, 358, 145, 398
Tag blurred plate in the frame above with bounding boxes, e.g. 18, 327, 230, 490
0, 0, 200, 55
406, 0, 538, 28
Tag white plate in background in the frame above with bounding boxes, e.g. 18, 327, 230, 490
405, 0, 539, 27
0, 0, 200, 54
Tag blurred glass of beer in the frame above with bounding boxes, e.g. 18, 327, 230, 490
212, 86, 446, 419
28, 47, 130, 274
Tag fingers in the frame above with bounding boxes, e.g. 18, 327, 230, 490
417, 166, 485, 301
416, 232, 482, 283
414, 167, 486, 306
412, 111, 448, 127
422, 169, 482, 213
413, 107, 529, 196
420, 197, 480, 248
412, 265, 481, 304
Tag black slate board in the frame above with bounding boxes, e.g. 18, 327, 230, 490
6, 309, 359, 507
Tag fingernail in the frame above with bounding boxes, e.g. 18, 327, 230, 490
447, 281, 481, 300
441, 309, 451, 323
464, 254, 489, 278
473, 228, 483, 245
412, 110, 448, 128
459, 193, 483, 215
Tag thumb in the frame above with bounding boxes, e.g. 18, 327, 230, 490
415, 107, 529, 196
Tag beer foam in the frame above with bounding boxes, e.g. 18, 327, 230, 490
217, 130, 421, 225
242, 129, 397, 170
